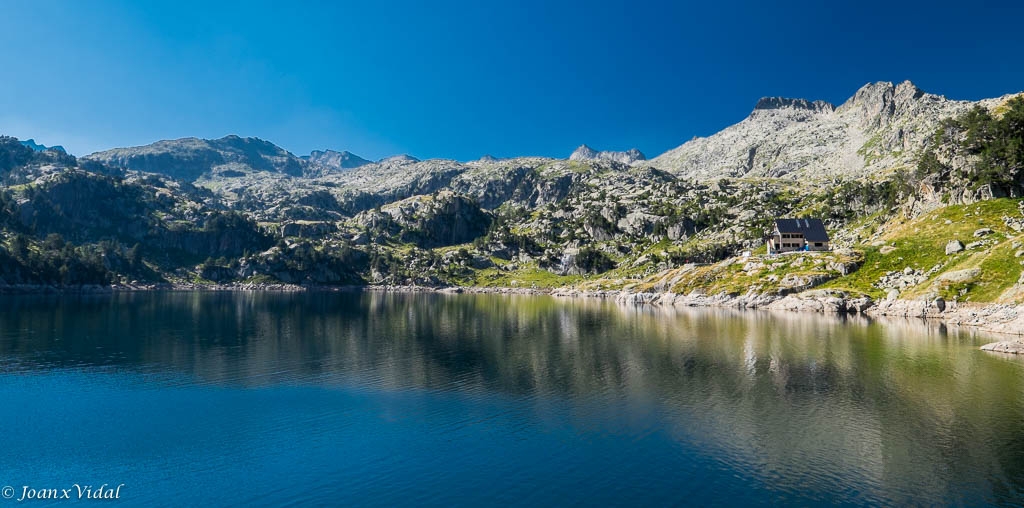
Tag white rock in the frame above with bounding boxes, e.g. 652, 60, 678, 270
946, 240, 965, 255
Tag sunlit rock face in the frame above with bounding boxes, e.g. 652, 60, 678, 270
304, 149, 371, 175
83, 135, 306, 181
569, 144, 646, 164
646, 81, 1013, 181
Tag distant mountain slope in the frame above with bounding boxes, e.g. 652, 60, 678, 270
20, 139, 66, 153
2, 136, 77, 182
646, 81, 1017, 180
303, 149, 371, 175
569, 145, 645, 164
2, 79, 1024, 297
379, 154, 420, 164
83, 135, 305, 181
76, 81, 1024, 188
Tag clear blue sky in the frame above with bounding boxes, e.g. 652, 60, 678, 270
1, 0, 1023, 160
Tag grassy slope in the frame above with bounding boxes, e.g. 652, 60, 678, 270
448, 258, 584, 289
590, 250, 860, 296
388, 196, 1024, 304
565, 198, 1024, 304
820, 198, 1024, 303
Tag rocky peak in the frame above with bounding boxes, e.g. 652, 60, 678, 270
305, 149, 371, 172
895, 80, 924, 97
569, 145, 646, 164
838, 80, 929, 129
622, 148, 646, 162
215, 135, 282, 154
569, 144, 599, 161
82, 135, 305, 181
647, 79, 970, 181
753, 97, 835, 113
379, 154, 420, 164
19, 138, 67, 154
844, 80, 924, 106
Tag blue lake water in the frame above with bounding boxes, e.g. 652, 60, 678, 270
1, 291, 1023, 506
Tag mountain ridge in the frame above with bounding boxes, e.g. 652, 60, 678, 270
644, 80, 1021, 180
76, 80, 1024, 185
20, 138, 66, 153
303, 149, 372, 175
83, 135, 305, 181
2, 79, 1024, 309
569, 145, 646, 164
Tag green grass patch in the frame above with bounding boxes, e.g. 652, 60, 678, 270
821, 198, 1024, 302
462, 263, 585, 289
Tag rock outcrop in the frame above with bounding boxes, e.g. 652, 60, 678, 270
379, 154, 420, 164
753, 97, 835, 113
569, 144, 646, 164
19, 138, 66, 153
981, 340, 1024, 354
356, 191, 492, 248
646, 81, 1013, 181
304, 149, 371, 174
84, 135, 305, 181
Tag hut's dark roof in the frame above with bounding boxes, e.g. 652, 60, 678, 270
774, 218, 829, 242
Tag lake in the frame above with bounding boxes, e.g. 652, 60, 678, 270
1, 291, 1022, 506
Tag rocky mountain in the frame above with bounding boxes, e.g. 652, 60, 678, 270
303, 149, 371, 175
75, 81, 1018, 190
379, 154, 420, 164
20, 139, 66, 153
1, 136, 78, 182
569, 144, 646, 164
2, 79, 1023, 301
647, 81, 1015, 181
83, 135, 306, 181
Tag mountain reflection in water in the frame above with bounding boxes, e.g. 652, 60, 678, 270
0, 291, 1021, 506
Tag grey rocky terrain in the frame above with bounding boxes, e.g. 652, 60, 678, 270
569, 144, 646, 164
648, 81, 1013, 181
2, 80, 1022, 331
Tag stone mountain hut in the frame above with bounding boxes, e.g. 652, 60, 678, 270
767, 218, 830, 254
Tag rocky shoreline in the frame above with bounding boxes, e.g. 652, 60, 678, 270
547, 287, 1024, 350
389, 284, 1023, 351
0, 282, 317, 294
2, 281, 1021, 353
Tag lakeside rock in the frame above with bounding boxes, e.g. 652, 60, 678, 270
981, 340, 1024, 354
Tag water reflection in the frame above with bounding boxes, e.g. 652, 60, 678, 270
1, 291, 1022, 505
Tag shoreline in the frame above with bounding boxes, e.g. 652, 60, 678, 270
3, 281, 1022, 352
